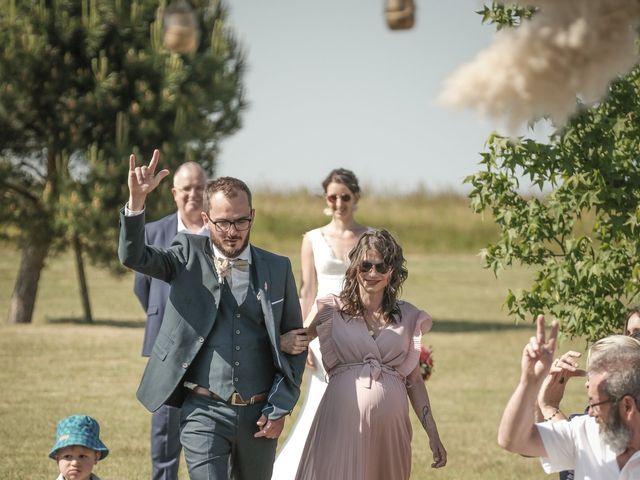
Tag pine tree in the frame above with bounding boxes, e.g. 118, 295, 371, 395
0, 0, 245, 323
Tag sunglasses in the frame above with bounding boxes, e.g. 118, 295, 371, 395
359, 261, 390, 274
326, 193, 352, 203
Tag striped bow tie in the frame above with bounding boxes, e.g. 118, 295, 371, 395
214, 257, 250, 282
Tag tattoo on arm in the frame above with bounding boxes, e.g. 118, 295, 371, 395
421, 405, 431, 427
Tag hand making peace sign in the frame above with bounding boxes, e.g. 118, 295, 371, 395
521, 314, 559, 383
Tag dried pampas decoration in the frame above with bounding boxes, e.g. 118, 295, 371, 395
438, 0, 640, 131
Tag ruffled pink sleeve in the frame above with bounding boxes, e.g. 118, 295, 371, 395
314, 294, 341, 372
397, 303, 433, 378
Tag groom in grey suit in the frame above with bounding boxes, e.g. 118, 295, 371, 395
119, 150, 306, 480
133, 162, 207, 480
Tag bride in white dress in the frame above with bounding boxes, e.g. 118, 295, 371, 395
273, 168, 369, 480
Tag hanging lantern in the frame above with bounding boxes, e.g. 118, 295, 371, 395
385, 0, 415, 30
162, 0, 201, 54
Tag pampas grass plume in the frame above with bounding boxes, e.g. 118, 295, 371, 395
438, 0, 640, 132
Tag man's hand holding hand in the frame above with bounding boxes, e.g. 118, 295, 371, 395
280, 328, 309, 355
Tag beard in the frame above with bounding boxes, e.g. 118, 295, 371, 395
211, 231, 250, 259
599, 404, 632, 454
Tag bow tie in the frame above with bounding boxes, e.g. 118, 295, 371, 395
214, 257, 250, 282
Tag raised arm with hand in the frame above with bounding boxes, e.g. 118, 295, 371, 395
127, 149, 170, 211
535, 350, 586, 422
498, 315, 558, 458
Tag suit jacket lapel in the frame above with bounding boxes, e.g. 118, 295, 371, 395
252, 246, 283, 367
204, 239, 221, 308
165, 213, 178, 245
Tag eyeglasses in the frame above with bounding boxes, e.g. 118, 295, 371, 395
326, 193, 352, 203
588, 393, 638, 413
175, 185, 204, 194
206, 213, 252, 232
587, 397, 617, 412
359, 261, 390, 274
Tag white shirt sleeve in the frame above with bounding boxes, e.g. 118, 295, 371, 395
537, 414, 627, 480
124, 203, 144, 216
536, 418, 578, 473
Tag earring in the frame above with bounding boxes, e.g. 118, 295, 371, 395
323, 207, 334, 216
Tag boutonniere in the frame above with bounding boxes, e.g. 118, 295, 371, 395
257, 282, 268, 303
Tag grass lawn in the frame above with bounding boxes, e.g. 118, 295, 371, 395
0, 244, 589, 479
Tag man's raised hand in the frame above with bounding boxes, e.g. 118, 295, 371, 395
521, 314, 559, 383
127, 149, 170, 211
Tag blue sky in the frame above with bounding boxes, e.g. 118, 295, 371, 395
219, 1, 497, 192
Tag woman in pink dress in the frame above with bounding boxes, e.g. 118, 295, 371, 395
295, 230, 447, 480
274, 168, 369, 480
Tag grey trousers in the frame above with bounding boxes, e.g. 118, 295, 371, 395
180, 393, 277, 480
151, 404, 182, 480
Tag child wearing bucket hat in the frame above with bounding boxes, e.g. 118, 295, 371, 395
49, 415, 109, 480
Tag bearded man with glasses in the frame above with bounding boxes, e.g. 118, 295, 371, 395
133, 161, 207, 480
119, 150, 306, 480
498, 315, 640, 479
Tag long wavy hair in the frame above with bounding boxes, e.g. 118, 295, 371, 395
339, 229, 408, 323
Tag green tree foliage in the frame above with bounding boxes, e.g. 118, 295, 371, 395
467, 4, 640, 341
0, 0, 245, 323
476, 1, 535, 29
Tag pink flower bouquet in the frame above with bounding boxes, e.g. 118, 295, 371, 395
419, 345, 434, 381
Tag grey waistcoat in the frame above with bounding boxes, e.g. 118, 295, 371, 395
186, 272, 276, 401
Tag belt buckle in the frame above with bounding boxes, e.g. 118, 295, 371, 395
230, 392, 246, 406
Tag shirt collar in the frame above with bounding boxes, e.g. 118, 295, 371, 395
177, 213, 208, 236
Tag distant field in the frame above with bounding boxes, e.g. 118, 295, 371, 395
0, 192, 589, 479
249, 188, 500, 255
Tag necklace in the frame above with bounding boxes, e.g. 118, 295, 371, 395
363, 311, 386, 337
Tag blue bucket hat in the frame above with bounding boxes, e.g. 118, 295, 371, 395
49, 415, 109, 460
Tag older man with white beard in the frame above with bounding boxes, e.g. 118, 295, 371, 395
498, 315, 640, 479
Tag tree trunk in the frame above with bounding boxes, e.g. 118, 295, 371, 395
7, 239, 49, 324
73, 234, 93, 323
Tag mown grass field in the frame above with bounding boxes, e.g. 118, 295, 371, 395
0, 190, 589, 479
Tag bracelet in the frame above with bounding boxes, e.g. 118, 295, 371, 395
545, 408, 562, 421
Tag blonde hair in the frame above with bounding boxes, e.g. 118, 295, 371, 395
587, 335, 640, 366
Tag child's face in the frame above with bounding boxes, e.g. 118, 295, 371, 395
56, 445, 100, 480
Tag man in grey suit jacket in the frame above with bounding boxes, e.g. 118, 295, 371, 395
133, 162, 207, 480
120, 150, 306, 480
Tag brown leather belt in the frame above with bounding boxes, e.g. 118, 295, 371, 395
188, 385, 267, 406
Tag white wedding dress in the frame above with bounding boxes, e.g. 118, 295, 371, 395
271, 228, 348, 480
